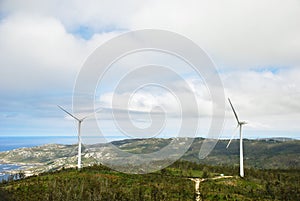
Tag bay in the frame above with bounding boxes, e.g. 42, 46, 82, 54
0, 136, 77, 181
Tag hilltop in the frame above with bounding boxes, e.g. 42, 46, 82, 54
0, 161, 299, 201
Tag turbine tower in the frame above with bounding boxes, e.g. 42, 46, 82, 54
226, 98, 247, 177
58, 105, 94, 170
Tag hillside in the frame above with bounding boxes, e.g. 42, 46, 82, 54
0, 138, 299, 176
0, 161, 299, 201
183, 138, 300, 169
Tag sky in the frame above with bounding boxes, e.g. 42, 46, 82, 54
0, 0, 300, 141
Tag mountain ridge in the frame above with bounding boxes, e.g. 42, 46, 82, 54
0, 137, 299, 176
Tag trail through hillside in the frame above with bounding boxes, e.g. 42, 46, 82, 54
190, 175, 233, 201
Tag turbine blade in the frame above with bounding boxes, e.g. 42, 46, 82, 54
228, 98, 240, 124
226, 138, 233, 149
80, 107, 103, 121
57, 105, 80, 121
226, 125, 239, 148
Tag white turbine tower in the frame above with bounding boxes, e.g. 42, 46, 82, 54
58, 105, 95, 170
226, 98, 247, 177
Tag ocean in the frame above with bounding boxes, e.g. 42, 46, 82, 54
0, 136, 77, 152
0, 136, 77, 181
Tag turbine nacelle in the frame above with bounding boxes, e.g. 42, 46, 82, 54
239, 121, 247, 126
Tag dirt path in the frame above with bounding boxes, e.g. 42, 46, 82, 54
190, 175, 233, 201
190, 178, 205, 201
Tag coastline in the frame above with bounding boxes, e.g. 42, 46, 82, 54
0, 159, 43, 179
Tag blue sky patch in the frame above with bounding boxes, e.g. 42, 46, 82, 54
71, 25, 126, 40
250, 66, 284, 74
73, 25, 95, 40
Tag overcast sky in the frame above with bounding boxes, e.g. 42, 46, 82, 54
0, 0, 300, 141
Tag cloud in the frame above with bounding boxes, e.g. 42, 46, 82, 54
223, 68, 300, 116
0, 0, 299, 138
0, 12, 119, 93
1, 0, 300, 69
130, 0, 300, 68
0, 0, 144, 33
0, 14, 77, 92
98, 77, 213, 117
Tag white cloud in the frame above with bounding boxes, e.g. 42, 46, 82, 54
130, 0, 300, 68
0, 0, 145, 31
0, 0, 299, 138
1, 0, 300, 69
0, 12, 119, 92
99, 78, 213, 117
223, 68, 300, 116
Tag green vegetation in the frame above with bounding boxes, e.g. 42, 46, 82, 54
199, 166, 300, 200
0, 163, 194, 201
111, 138, 300, 169
0, 138, 299, 175
1, 161, 299, 201
0, 138, 299, 200
182, 138, 300, 169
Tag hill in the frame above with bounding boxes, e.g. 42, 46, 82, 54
182, 138, 300, 169
0, 161, 299, 201
0, 138, 299, 176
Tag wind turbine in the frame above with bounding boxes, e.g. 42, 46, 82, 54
226, 98, 247, 177
58, 105, 99, 169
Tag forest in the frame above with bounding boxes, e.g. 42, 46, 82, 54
0, 160, 299, 201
